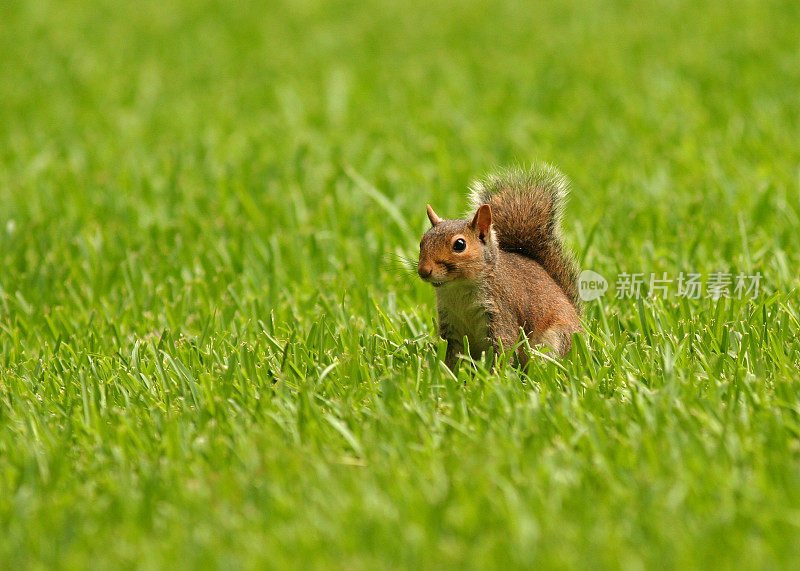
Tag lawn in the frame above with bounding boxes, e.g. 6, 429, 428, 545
2, 0, 800, 567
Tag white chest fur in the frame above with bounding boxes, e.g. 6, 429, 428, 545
436, 281, 491, 353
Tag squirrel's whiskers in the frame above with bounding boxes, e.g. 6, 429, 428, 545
381, 253, 419, 277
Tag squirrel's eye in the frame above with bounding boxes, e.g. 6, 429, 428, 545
453, 238, 467, 252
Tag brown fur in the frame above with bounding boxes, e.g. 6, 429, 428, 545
418, 165, 582, 368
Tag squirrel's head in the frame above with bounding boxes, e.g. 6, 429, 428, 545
417, 204, 497, 287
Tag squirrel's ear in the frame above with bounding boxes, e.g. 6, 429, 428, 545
470, 204, 492, 242
426, 204, 442, 227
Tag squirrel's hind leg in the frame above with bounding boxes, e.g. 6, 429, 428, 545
498, 325, 572, 367
539, 326, 576, 358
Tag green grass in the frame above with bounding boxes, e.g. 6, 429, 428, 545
2, 0, 800, 567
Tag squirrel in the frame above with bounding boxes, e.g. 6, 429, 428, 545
417, 165, 582, 369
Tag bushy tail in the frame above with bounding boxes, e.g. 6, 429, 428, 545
469, 165, 581, 311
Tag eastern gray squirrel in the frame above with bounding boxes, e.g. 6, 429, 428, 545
417, 165, 582, 369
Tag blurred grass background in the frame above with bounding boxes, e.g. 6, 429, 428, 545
1, 0, 800, 567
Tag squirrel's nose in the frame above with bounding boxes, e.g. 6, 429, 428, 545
418, 265, 433, 279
